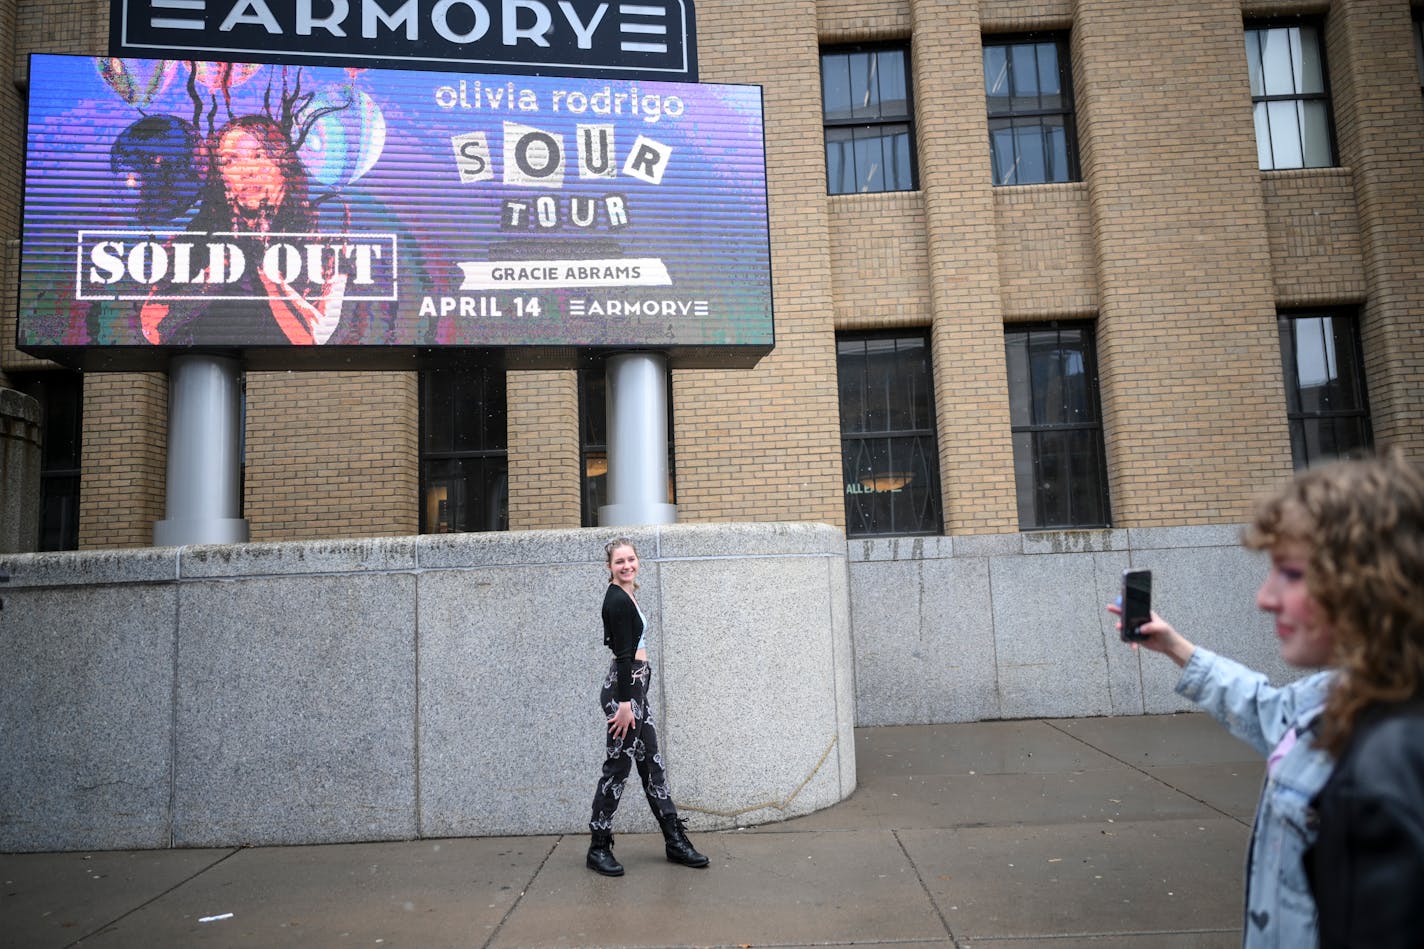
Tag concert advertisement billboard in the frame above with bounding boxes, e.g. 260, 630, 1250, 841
17, 54, 771, 369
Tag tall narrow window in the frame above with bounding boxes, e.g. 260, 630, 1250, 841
1277, 312, 1373, 469
578, 368, 676, 528
1005, 323, 1110, 530
821, 44, 916, 195
419, 367, 508, 533
984, 34, 1079, 186
1414, 11, 1424, 98
836, 333, 942, 536
12, 371, 83, 551
1246, 22, 1337, 169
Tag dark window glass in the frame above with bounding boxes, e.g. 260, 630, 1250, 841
984, 34, 1079, 186
821, 45, 917, 195
1276, 312, 1373, 469
1415, 12, 1424, 98
578, 368, 676, 527
11, 371, 83, 551
1005, 323, 1111, 530
419, 367, 508, 533
1245, 22, 1337, 169
836, 333, 942, 536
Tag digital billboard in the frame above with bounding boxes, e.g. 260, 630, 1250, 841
18, 54, 771, 370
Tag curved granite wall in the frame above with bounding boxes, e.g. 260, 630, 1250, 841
0, 523, 856, 852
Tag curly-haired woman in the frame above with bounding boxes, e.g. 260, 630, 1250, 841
1293, 454, 1424, 949
1108, 453, 1423, 948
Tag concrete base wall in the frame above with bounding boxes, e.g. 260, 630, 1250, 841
1, 520, 1291, 853
848, 525, 1296, 726
0, 524, 857, 853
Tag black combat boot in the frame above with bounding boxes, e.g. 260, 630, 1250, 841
586, 829, 624, 876
658, 815, 709, 868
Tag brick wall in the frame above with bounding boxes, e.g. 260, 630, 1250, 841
912, 0, 1020, 534
1075, 0, 1294, 525
670, 0, 845, 528
1261, 169, 1367, 305
1, 0, 1419, 547
507, 369, 582, 530
829, 192, 933, 328
1326, 0, 1424, 457
994, 183, 1097, 319
243, 372, 418, 540
78, 372, 166, 548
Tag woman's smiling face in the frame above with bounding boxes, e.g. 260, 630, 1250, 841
608, 544, 639, 586
1256, 539, 1334, 668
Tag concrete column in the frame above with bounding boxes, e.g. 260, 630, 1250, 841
599, 352, 676, 527
153, 355, 249, 546
1, 388, 41, 553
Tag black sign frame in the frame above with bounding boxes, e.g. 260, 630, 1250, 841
110, 0, 698, 81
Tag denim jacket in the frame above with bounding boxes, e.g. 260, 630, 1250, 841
1176, 647, 1335, 949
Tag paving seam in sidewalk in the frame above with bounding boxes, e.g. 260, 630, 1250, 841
61, 848, 242, 949
893, 827, 963, 949
1043, 720, 1253, 827
479, 835, 561, 949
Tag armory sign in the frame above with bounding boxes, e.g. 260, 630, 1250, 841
110, 0, 698, 80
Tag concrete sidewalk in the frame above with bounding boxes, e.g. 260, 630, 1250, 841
1, 714, 1260, 948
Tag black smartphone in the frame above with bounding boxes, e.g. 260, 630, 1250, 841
1120, 569, 1152, 642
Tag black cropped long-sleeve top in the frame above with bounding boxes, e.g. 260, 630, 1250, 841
602, 583, 643, 703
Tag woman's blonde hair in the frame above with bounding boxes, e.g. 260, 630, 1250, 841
1244, 451, 1424, 756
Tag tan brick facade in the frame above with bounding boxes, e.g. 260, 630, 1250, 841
244, 372, 418, 540
1, 0, 1420, 547
507, 369, 582, 530
1325, 1, 1424, 456
77, 372, 166, 548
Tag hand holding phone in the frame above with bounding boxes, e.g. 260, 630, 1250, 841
1120, 569, 1152, 643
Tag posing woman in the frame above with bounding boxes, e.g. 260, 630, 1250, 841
1299, 453, 1424, 948
586, 537, 709, 876
1108, 457, 1405, 948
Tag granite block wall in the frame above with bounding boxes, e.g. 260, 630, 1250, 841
0, 523, 855, 852
848, 525, 1300, 727
0, 520, 1304, 852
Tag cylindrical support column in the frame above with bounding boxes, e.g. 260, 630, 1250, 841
598, 352, 676, 527
153, 354, 250, 546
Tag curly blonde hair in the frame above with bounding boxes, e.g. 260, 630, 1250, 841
1244, 451, 1424, 756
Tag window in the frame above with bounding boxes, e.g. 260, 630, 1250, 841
984, 34, 1079, 186
419, 367, 508, 533
1277, 312, 1373, 469
1246, 22, 1337, 169
12, 371, 83, 551
821, 44, 916, 195
1005, 323, 1110, 530
1414, 11, 1424, 98
836, 333, 942, 536
578, 368, 675, 527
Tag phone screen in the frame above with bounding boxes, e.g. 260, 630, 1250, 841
1121, 569, 1152, 642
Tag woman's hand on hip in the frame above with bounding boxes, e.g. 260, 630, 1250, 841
608, 701, 635, 740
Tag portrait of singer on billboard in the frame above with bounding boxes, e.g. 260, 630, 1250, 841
16, 54, 772, 367
138, 113, 348, 345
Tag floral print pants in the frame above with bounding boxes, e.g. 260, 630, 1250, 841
589, 659, 679, 832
